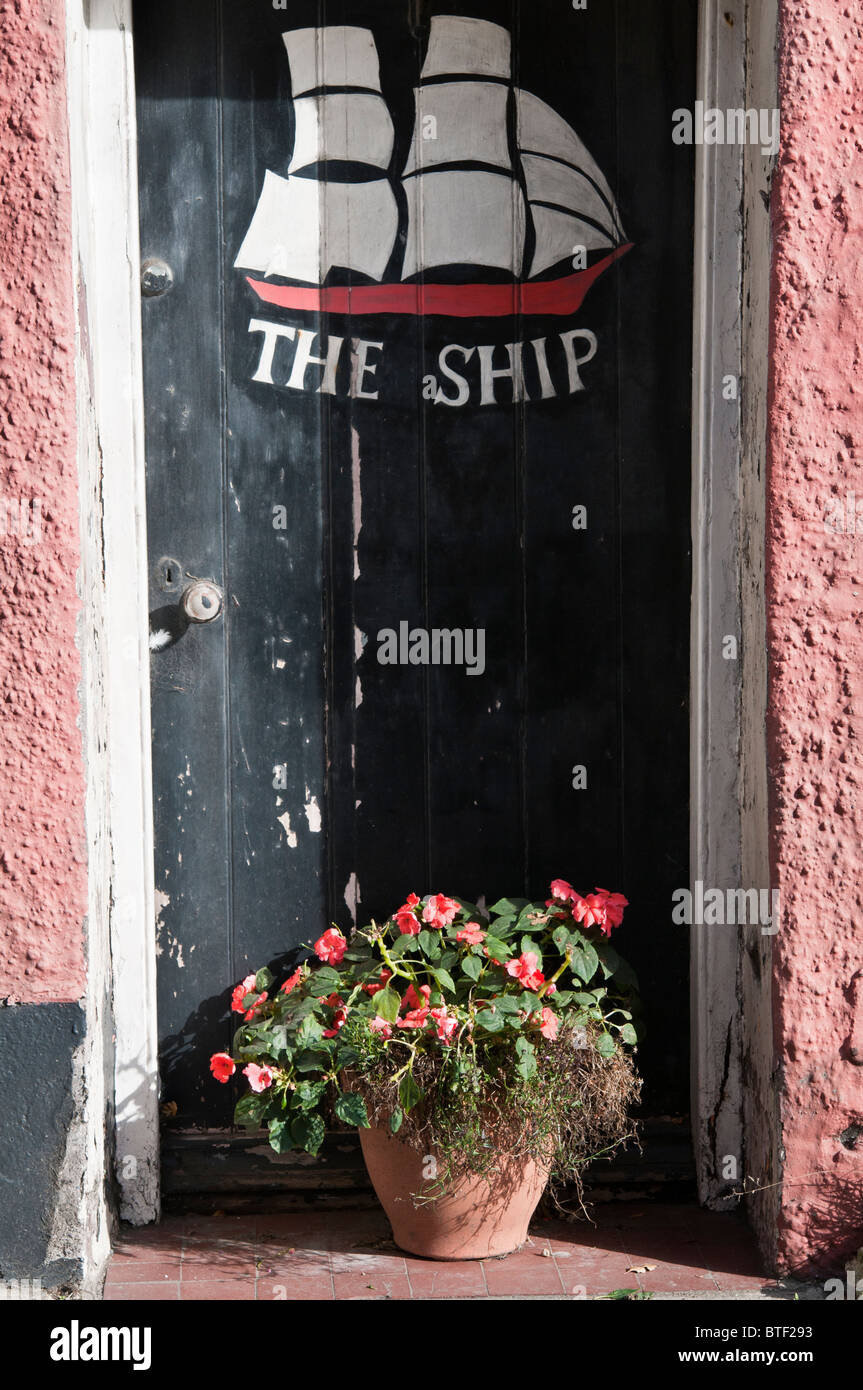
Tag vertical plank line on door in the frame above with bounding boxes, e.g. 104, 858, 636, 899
613, 0, 626, 891
215, 0, 238, 998
512, 0, 530, 896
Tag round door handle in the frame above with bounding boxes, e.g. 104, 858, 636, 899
181, 581, 223, 624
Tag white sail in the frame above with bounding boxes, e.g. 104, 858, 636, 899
420, 15, 511, 80
234, 170, 398, 283
283, 25, 384, 96
516, 89, 622, 222
402, 170, 525, 278
529, 206, 614, 277
521, 153, 619, 241
402, 81, 512, 175
289, 92, 394, 172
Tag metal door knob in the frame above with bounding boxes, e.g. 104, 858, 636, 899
181, 581, 223, 623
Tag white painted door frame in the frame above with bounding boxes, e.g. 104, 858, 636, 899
68, 0, 766, 1223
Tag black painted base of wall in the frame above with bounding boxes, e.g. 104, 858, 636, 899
0, 1001, 86, 1287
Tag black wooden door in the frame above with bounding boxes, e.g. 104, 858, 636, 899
135, 0, 695, 1143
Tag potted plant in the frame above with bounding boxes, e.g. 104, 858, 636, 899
209, 880, 642, 1260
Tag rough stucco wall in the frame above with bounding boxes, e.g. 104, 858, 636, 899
0, 0, 86, 1002
767, 0, 863, 1274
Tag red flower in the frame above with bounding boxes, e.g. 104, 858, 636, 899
456, 922, 485, 946
505, 952, 545, 991
571, 893, 608, 932
209, 1052, 236, 1084
243, 1063, 274, 1093
323, 1006, 348, 1038
539, 1008, 559, 1041
362, 967, 393, 996
430, 1007, 458, 1044
244, 991, 268, 1021
368, 1016, 392, 1039
593, 887, 629, 930
422, 893, 459, 929
402, 983, 431, 1012
549, 879, 577, 903
231, 974, 257, 1014
314, 928, 347, 964
398, 1007, 430, 1030
280, 966, 303, 995
394, 892, 422, 934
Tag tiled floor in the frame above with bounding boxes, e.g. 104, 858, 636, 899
103, 1202, 786, 1300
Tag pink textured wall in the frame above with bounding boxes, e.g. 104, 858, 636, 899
0, 0, 86, 1003
767, 0, 863, 1273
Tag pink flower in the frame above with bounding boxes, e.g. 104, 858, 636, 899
571, 893, 608, 932
401, 983, 431, 1013
243, 1063, 273, 1093
506, 952, 545, 991
398, 1007, 430, 1030
430, 1007, 458, 1044
539, 1008, 559, 1041
280, 966, 303, 995
231, 974, 257, 1014
209, 1052, 236, 1084
422, 893, 459, 929
368, 1016, 392, 1039
394, 893, 422, 934
549, 879, 577, 903
314, 928, 347, 964
593, 887, 629, 930
456, 922, 485, 946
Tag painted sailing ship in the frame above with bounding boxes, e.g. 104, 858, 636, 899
235, 16, 630, 318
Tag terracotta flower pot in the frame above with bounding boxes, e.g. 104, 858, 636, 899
359, 1123, 551, 1260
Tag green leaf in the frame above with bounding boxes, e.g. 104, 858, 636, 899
295, 1079, 327, 1110
488, 897, 529, 916
618, 1023, 639, 1045
389, 1107, 404, 1135
482, 935, 512, 961
334, 1091, 370, 1128
595, 943, 620, 978
296, 1014, 324, 1048
336, 1044, 359, 1068
374, 987, 400, 1023
595, 1032, 617, 1057
553, 924, 574, 954
489, 994, 520, 1014
417, 930, 441, 958
475, 1007, 504, 1032
290, 1110, 326, 1155
267, 1118, 295, 1154
398, 1072, 422, 1114
255, 966, 275, 992
438, 950, 458, 971
516, 1039, 537, 1082
461, 955, 482, 982
293, 1048, 331, 1073
385, 935, 414, 959
234, 1092, 269, 1131
311, 965, 342, 994
431, 966, 456, 993
569, 942, 599, 983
